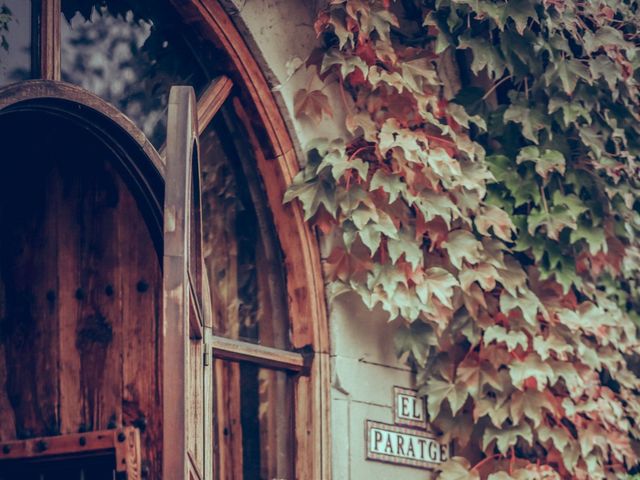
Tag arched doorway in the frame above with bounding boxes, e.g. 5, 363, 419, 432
0, 1, 329, 478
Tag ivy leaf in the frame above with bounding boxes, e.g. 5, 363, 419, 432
578, 125, 606, 160
589, 55, 619, 91
388, 228, 423, 270
401, 57, 439, 92
527, 205, 577, 240
500, 289, 546, 328
547, 360, 582, 397
533, 331, 574, 361
483, 422, 533, 453
496, 256, 528, 296
459, 262, 500, 292
443, 230, 483, 270
484, 325, 528, 352
509, 353, 554, 391
475, 393, 511, 427
553, 59, 590, 95
583, 26, 633, 55
426, 376, 469, 418
504, 0, 538, 35
438, 457, 479, 480
570, 221, 607, 255
516, 147, 566, 180
551, 191, 587, 217
394, 321, 436, 366
475, 204, 516, 241
509, 389, 553, 428
503, 104, 546, 144
320, 49, 368, 77
459, 35, 506, 78
549, 96, 591, 127
294, 88, 333, 124
368, 7, 399, 42
321, 150, 369, 181
538, 423, 574, 453
283, 177, 337, 220
411, 190, 461, 228
415, 267, 459, 308
370, 170, 405, 203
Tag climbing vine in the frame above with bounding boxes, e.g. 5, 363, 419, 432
286, 0, 640, 477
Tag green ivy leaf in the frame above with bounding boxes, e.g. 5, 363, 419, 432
516, 147, 566, 180
503, 104, 547, 144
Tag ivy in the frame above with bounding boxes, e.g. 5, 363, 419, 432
287, 0, 640, 477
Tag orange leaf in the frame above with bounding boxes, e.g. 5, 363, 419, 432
294, 88, 333, 124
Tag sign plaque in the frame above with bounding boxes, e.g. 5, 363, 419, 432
393, 386, 426, 428
365, 386, 448, 470
366, 421, 449, 469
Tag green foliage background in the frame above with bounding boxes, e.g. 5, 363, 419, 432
287, 0, 640, 477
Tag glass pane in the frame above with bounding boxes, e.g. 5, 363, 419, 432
214, 361, 294, 480
201, 108, 290, 350
61, 0, 217, 148
0, 1, 32, 86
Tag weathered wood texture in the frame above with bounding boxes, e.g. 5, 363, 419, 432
197, 76, 233, 136
0, 427, 141, 479
163, 86, 208, 480
211, 336, 306, 372
0, 111, 162, 478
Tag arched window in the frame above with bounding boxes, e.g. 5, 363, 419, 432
0, 1, 329, 478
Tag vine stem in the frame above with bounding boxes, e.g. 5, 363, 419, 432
348, 145, 375, 163
471, 453, 504, 472
540, 185, 549, 214
482, 75, 512, 101
509, 446, 515, 474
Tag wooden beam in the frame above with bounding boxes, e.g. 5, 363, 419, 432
0, 428, 138, 461
163, 86, 199, 480
39, 0, 60, 80
211, 335, 310, 373
197, 75, 233, 134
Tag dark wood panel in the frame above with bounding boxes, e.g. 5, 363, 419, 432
0, 151, 60, 440
120, 187, 163, 480
0, 111, 162, 475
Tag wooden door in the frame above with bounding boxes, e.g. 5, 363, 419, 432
163, 86, 212, 480
0, 102, 162, 478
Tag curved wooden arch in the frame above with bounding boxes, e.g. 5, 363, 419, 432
182, 0, 329, 353
0, 80, 165, 252
175, 2, 331, 477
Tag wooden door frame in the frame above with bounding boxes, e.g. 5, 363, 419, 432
172, 2, 332, 475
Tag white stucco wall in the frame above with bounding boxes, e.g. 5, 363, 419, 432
223, 2, 434, 478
